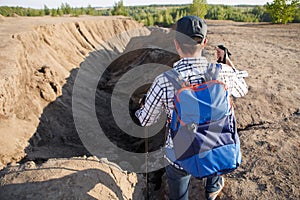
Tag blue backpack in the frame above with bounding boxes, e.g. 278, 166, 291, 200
164, 63, 242, 179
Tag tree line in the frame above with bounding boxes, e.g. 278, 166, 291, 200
0, 1, 299, 26
0, 4, 101, 17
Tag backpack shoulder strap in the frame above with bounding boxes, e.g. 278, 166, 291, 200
204, 63, 222, 81
164, 69, 186, 90
164, 63, 222, 89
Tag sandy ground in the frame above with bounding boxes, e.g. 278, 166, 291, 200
0, 16, 299, 199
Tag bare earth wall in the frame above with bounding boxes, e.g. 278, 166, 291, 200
0, 16, 145, 169
0, 16, 147, 200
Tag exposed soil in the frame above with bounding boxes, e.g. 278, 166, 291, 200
0, 16, 299, 199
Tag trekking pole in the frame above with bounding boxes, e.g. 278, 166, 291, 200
144, 127, 149, 200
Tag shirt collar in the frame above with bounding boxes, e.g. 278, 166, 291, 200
173, 57, 208, 67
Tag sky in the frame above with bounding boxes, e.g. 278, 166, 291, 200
0, 0, 273, 9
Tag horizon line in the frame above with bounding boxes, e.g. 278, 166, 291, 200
0, 3, 267, 9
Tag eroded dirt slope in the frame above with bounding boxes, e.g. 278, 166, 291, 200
0, 16, 145, 169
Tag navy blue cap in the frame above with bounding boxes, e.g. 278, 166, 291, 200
176, 16, 207, 43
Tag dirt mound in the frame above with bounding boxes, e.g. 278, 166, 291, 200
0, 14, 4, 22
11, 13, 19, 17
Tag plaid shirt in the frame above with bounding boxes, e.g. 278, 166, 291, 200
135, 57, 248, 127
